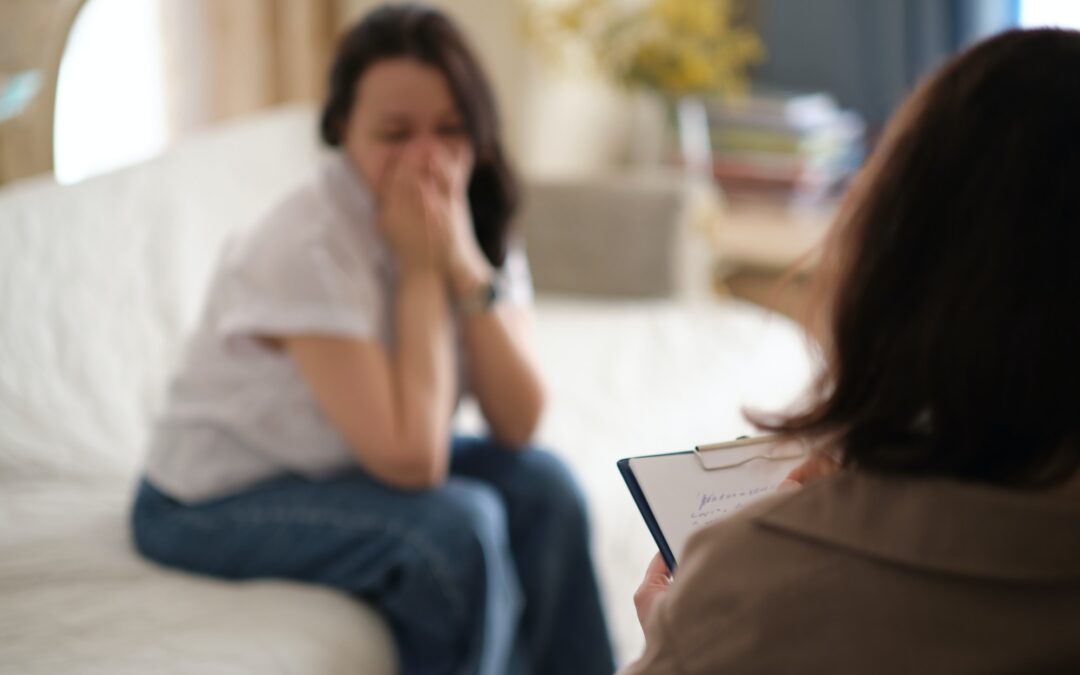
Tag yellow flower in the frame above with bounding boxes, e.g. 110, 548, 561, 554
525, 0, 764, 98
555, 0, 607, 32
650, 0, 721, 35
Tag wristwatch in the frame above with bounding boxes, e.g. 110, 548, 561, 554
456, 278, 500, 316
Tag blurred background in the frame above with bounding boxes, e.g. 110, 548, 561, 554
8, 0, 1079, 183
3, 0, 1078, 320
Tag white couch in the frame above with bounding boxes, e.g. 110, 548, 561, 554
0, 105, 813, 673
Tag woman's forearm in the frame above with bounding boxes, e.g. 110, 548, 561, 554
392, 268, 456, 482
461, 308, 546, 448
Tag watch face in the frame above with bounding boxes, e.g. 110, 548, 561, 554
460, 279, 499, 315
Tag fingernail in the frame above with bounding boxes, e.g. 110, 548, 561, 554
776, 479, 801, 493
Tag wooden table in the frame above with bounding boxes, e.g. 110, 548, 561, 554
712, 196, 836, 328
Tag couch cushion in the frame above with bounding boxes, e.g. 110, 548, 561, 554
0, 476, 396, 674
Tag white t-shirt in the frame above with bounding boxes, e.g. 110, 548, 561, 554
144, 152, 533, 503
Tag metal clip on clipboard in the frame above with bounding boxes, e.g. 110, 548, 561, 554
692, 434, 808, 471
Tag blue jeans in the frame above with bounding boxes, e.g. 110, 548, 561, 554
131, 436, 615, 675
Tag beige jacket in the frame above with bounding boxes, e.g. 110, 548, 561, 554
620, 471, 1080, 675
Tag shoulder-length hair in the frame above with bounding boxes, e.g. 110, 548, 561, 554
320, 3, 519, 268
756, 28, 1080, 488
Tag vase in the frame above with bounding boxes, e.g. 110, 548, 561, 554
674, 96, 713, 182
626, 92, 715, 180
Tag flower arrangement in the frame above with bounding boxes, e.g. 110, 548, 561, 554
527, 0, 764, 99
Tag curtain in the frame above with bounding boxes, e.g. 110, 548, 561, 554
161, 0, 344, 136
751, 0, 1020, 132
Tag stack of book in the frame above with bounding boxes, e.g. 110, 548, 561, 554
707, 89, 865, 205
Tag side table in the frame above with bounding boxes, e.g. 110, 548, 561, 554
713, 197, 835, 330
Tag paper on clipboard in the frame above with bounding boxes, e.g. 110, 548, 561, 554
623, 436, 806, 567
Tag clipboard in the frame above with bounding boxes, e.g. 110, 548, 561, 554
618, 435, 806, 571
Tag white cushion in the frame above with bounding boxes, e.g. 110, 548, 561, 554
0, 477, 396, 674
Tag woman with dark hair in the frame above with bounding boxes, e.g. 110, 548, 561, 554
131, 5, 614, 674
624, 28, 1080, 674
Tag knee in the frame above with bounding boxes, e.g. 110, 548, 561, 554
415, 482, 520, 613
130, 481, 173, 562
513, 448, 591, 532
426, 481, 511, 560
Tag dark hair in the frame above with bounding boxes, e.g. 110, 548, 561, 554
755, 29, 1080, 488
320, 3, 519, 267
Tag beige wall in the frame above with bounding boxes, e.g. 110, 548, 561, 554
520, 56, 636, 178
